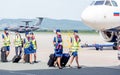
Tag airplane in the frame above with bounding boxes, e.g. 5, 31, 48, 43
81, 0, 120, 50
6, 17, 43, 33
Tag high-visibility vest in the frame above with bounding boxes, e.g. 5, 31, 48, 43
14, 36, 22, 47
3, 34, 10, 46
24, 39, 30, 48
32, 39, 37, 50
71, 36, 80, 52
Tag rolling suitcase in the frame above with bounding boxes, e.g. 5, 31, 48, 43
61, 53, 70, 67
25, 54, 30, 63
1, 47, 7, 62
12, 55, 21, 63
47, 54, 56, 67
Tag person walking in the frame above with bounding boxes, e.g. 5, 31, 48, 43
68, 30, 81, 69
53, 29, 63, 69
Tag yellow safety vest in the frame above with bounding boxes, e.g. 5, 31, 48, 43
32, 39, 37, 50
24, 39, 30, 48
14, 36, 22, 47
71, 36, 80, 52
3, 35, 10, 46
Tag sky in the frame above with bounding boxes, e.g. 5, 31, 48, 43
0, 0, 120, 20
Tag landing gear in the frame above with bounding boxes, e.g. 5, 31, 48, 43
96, 48, 99, 50
95, 47, 103, 50
113, 42, 118, 50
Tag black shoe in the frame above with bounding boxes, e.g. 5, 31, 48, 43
30, 62, 34, 64
3, 60, 8, 62
68, 65, 72, 68
34, 61, 38, 63
77, 66, 82, 69
53, 63, 56, 67
59, 67, 62, 69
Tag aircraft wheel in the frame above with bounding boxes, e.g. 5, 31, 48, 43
100, 47, 103, 50
113, 42, 118, 50
96, 48, 99, 50
113, 46, 118, 50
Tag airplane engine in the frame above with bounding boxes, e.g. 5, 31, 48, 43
100, 31, 118, 50
99, 31, 117, 42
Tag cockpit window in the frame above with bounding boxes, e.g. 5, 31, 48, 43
112, 1, 118, 6
90, 0, 118, 7
94, 1, 104, 5
90, 1, 95, 5
105, 1, 112, 6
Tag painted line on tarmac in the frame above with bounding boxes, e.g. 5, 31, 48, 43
9, 71, 36, 75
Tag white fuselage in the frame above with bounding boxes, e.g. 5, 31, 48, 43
81, 5, 120, 30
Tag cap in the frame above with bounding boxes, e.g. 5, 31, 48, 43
74, 30, 78, 33
29, 32, 34, 35
56, 29, 61, 32
15, 31, 19, 32
4, 28, 8, 31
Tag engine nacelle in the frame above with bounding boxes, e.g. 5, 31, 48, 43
99, 31, 117, 42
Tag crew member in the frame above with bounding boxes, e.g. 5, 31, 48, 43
68, 30, 81, 69
53, 29, 63, 69
30, 32, 38, 63
14, 31, 22, 56
2, 28, 11, 61
23, 33, 33, 64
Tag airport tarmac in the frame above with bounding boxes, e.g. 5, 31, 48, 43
0, 32, 120, 71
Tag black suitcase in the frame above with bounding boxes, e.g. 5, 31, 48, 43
12, 55, 21, 63
47, 54, 56, 67
25, 54, 30, 63
1, 47, 7, 62
61, 53, 70, 67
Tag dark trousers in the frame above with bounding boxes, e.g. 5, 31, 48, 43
15, 46, 22, 56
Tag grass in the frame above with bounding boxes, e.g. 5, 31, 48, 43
35, 30, 98, 34
0, 30, 99, 34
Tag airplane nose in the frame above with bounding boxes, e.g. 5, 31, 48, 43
81, 6, 105, 30
81, 7, 96, 25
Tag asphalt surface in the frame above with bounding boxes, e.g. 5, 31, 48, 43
0, 67, 120, 75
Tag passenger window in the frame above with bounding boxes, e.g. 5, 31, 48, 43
112, 1, 118, 7
105, 1, 112, 6
94, 1, 104, 5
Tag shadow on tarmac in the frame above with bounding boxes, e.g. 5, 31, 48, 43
0, 67, 120, 75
